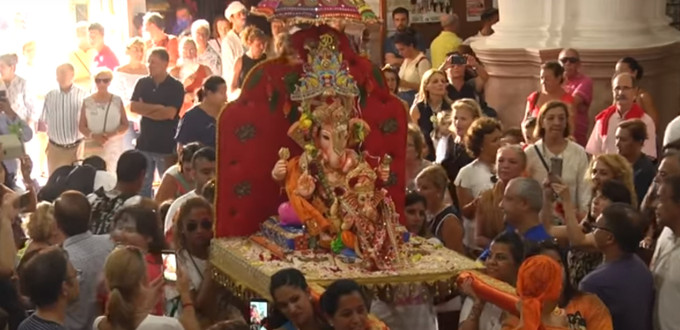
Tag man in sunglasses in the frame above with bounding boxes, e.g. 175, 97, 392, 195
559, 48, 592, 146
580, 203, 654, 330
18, 246, 81, 330
164, 146, 216, 237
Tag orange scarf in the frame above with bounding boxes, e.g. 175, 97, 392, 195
516, 255, 563, 330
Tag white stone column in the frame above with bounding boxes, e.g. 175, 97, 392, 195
469, 0, 680, 132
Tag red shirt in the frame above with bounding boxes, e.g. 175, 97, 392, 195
94, 45, 120, 71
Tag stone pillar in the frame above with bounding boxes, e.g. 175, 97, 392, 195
472, 0, 680, 136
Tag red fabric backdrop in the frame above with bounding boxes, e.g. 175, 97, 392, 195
215, 26, 408, 238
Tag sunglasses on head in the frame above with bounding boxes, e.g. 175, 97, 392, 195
95, 78, 111, 84
559, 57, 579, 64
186, 219, 212, 232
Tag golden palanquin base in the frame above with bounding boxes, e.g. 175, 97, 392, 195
210, 236, 515, 300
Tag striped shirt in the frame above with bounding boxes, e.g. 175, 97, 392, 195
18, 314, 66, 330
41, 85, 87, 145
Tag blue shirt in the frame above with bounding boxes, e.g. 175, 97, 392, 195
175, 106, 216, 148
479, 224, 552, 260
580, 254, 654, 330
0, 112, 33, 175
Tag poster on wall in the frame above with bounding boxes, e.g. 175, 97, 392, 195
466, 0, 485, 22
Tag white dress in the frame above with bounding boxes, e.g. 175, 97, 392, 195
455, 159, 495, 250
82, 95, 125, 173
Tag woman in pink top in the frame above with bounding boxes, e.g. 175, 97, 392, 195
560, 48, 593, 147
523, 61, 574, 132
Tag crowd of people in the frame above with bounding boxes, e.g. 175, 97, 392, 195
0, 1, 678, 330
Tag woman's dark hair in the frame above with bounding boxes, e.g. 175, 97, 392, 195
406, 191, 426, 208
320, 279, 366, 316
173, 197, 213, 251
600, 180, 634, 205
491, 231, 526, 265
112, 205, 167, 254
269, 268, 310, 328
465, 117, 503, 158
524, 239, 580, 308
502, 128, 524, 144
197, 75, 226, 102
212, 16, 230, 39
179, 142, 204, 172
619, 57, 644, 80
393, 31, 417, 48
381, 65, 400, 94
159, 200, 173, 223
541, 61, 565, 83
270, 268, 309, 297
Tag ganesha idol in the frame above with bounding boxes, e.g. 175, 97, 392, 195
263, 35, 404, 271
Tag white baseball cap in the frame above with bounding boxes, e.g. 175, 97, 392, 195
225, 1, 247, 19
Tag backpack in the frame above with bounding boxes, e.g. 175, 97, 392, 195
89, 188, 135, 235
37, 165, 97, 202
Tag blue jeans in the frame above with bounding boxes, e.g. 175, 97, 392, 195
139, 151, 170, 198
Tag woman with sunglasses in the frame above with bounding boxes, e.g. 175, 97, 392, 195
79, 68, 129, 173
173, 197, 235, 326
94, 246, 200, 330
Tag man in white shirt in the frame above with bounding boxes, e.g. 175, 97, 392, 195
222, 1, 248, 100
164, 147, 215, 236
41, 63, 88, 175
586, 72, 656, 158
651, 175, 680, 330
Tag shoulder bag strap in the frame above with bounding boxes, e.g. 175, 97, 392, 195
101, 95, 114, 133
533, 145, 551, 172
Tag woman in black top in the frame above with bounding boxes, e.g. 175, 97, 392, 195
231, 26, 267, 92
439, 99, 482, 209
410, 69, 451, 161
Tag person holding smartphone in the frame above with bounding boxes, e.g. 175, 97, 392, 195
0, 86, 33, 188
525, 100, 591, 216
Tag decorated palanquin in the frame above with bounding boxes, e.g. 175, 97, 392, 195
252, 0, 380, 25
210, 19, 513, 303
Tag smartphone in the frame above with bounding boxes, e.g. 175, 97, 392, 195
161, 250, 177, 282
249, 299, 269, 330
550, 157, 563, 178
450, 54, 467, 65
0, 90, 6, 100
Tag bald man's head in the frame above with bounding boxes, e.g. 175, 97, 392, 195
54, 191, 92, 237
